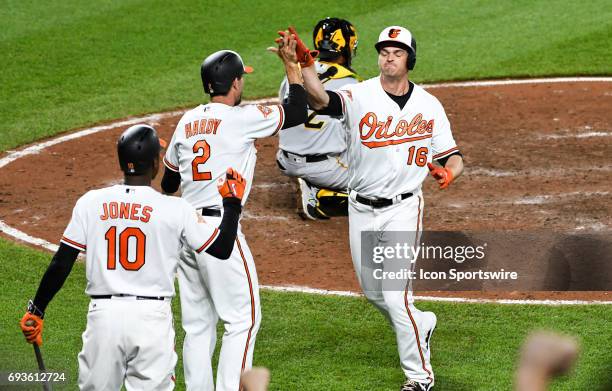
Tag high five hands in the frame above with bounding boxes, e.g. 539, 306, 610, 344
268, 27, 318, 67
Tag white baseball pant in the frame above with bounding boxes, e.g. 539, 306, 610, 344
348, 190, 435, 384
78, 297, 177, 390
178, 223, 261, 391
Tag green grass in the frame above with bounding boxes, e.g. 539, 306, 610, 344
1, 0, 611, 150
1, 238, 610, 390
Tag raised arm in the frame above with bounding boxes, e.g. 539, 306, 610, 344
268, 30, 308, 128
284, 27, 330, 110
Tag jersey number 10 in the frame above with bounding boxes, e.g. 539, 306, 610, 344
105, 226, 146, 271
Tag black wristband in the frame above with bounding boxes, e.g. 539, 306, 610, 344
27, 299, 45, 319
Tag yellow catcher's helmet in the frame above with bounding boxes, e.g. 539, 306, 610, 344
312, 17, 358, 67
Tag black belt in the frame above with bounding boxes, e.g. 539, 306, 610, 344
282, 150, 328, 163
201, 208, 221, 217
355, 192, 413, 208
91, 294, 166, 300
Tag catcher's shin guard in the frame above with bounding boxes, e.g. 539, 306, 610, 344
315, 188, 348, 218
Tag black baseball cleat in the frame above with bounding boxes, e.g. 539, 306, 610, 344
400, 379, 433, 391
296, 178, 329, 220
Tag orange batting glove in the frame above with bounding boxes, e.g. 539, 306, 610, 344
278, 27, 318, 67
20, 311, 44, 346
218, 168, 246, 200
427, 162, 454, 190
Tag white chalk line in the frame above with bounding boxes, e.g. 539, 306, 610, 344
513, 191, 610, 205
424, 76, 612, 89
2, 78, 612, 306
539, 131, 611, 140
260, 285, 612, 306
467, 165, 612, 177
445, 191, 610, 207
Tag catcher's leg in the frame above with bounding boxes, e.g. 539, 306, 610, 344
302, 153, 349, 219
178, 248, 218, 391
277, 150, 350, 220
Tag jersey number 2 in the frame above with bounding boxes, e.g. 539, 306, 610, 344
105, 227, 146, 271
192, 140, 212, 181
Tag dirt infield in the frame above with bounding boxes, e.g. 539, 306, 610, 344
1, 80, 611, 301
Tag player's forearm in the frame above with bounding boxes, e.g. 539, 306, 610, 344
32, 243, 80, 314
280, 84, 308, 129
205, 198, 242, 259
444, 154, 464, 180
284, 62, 302, 86
301, 65, 329, 110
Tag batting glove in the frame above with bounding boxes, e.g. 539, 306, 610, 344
277, 27, 318, 67
427, 162, 454, 190
218, 168, 246, 200
20, 301, 44, 346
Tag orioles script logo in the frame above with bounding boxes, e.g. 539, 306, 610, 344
359, 112, 433, 148
388, 28, 401, 38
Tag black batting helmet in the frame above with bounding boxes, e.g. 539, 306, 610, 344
200, 50, 253, 96
312, 18, 358, 66
117, 124, 160, 175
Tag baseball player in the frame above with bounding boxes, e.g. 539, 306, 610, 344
277, 26, 464, 390
276, 17, 362, 220
160, 41, 306, 391
20, 124, 247, 390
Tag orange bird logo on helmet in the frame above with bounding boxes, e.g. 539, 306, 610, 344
388, 29, 401, 38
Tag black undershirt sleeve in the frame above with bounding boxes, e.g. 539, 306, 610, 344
205, 198, 242, 260
436, 151, 463, 167
32, 243, 80, 314
314, 91, 343, 117
280, 84, 308, 129
161, 167, 181, 194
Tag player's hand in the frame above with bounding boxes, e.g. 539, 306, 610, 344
240, 367, 271, 391
20, 312, 44, 346
268, 30, 298, 65
218, 168, 246, 200
515, 331, 579, 391
282, 26, 317, 67
427, 162, 454, 190
519, 332, 579, 377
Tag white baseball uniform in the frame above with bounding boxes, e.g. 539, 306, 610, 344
276, 61, 359, 190
164, 102, 284, 391
333, 76, 459, 385
60, 184, 220, 390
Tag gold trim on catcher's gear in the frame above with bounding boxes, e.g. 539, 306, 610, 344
315, 188, 348, 218
319, 62, 363, 82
